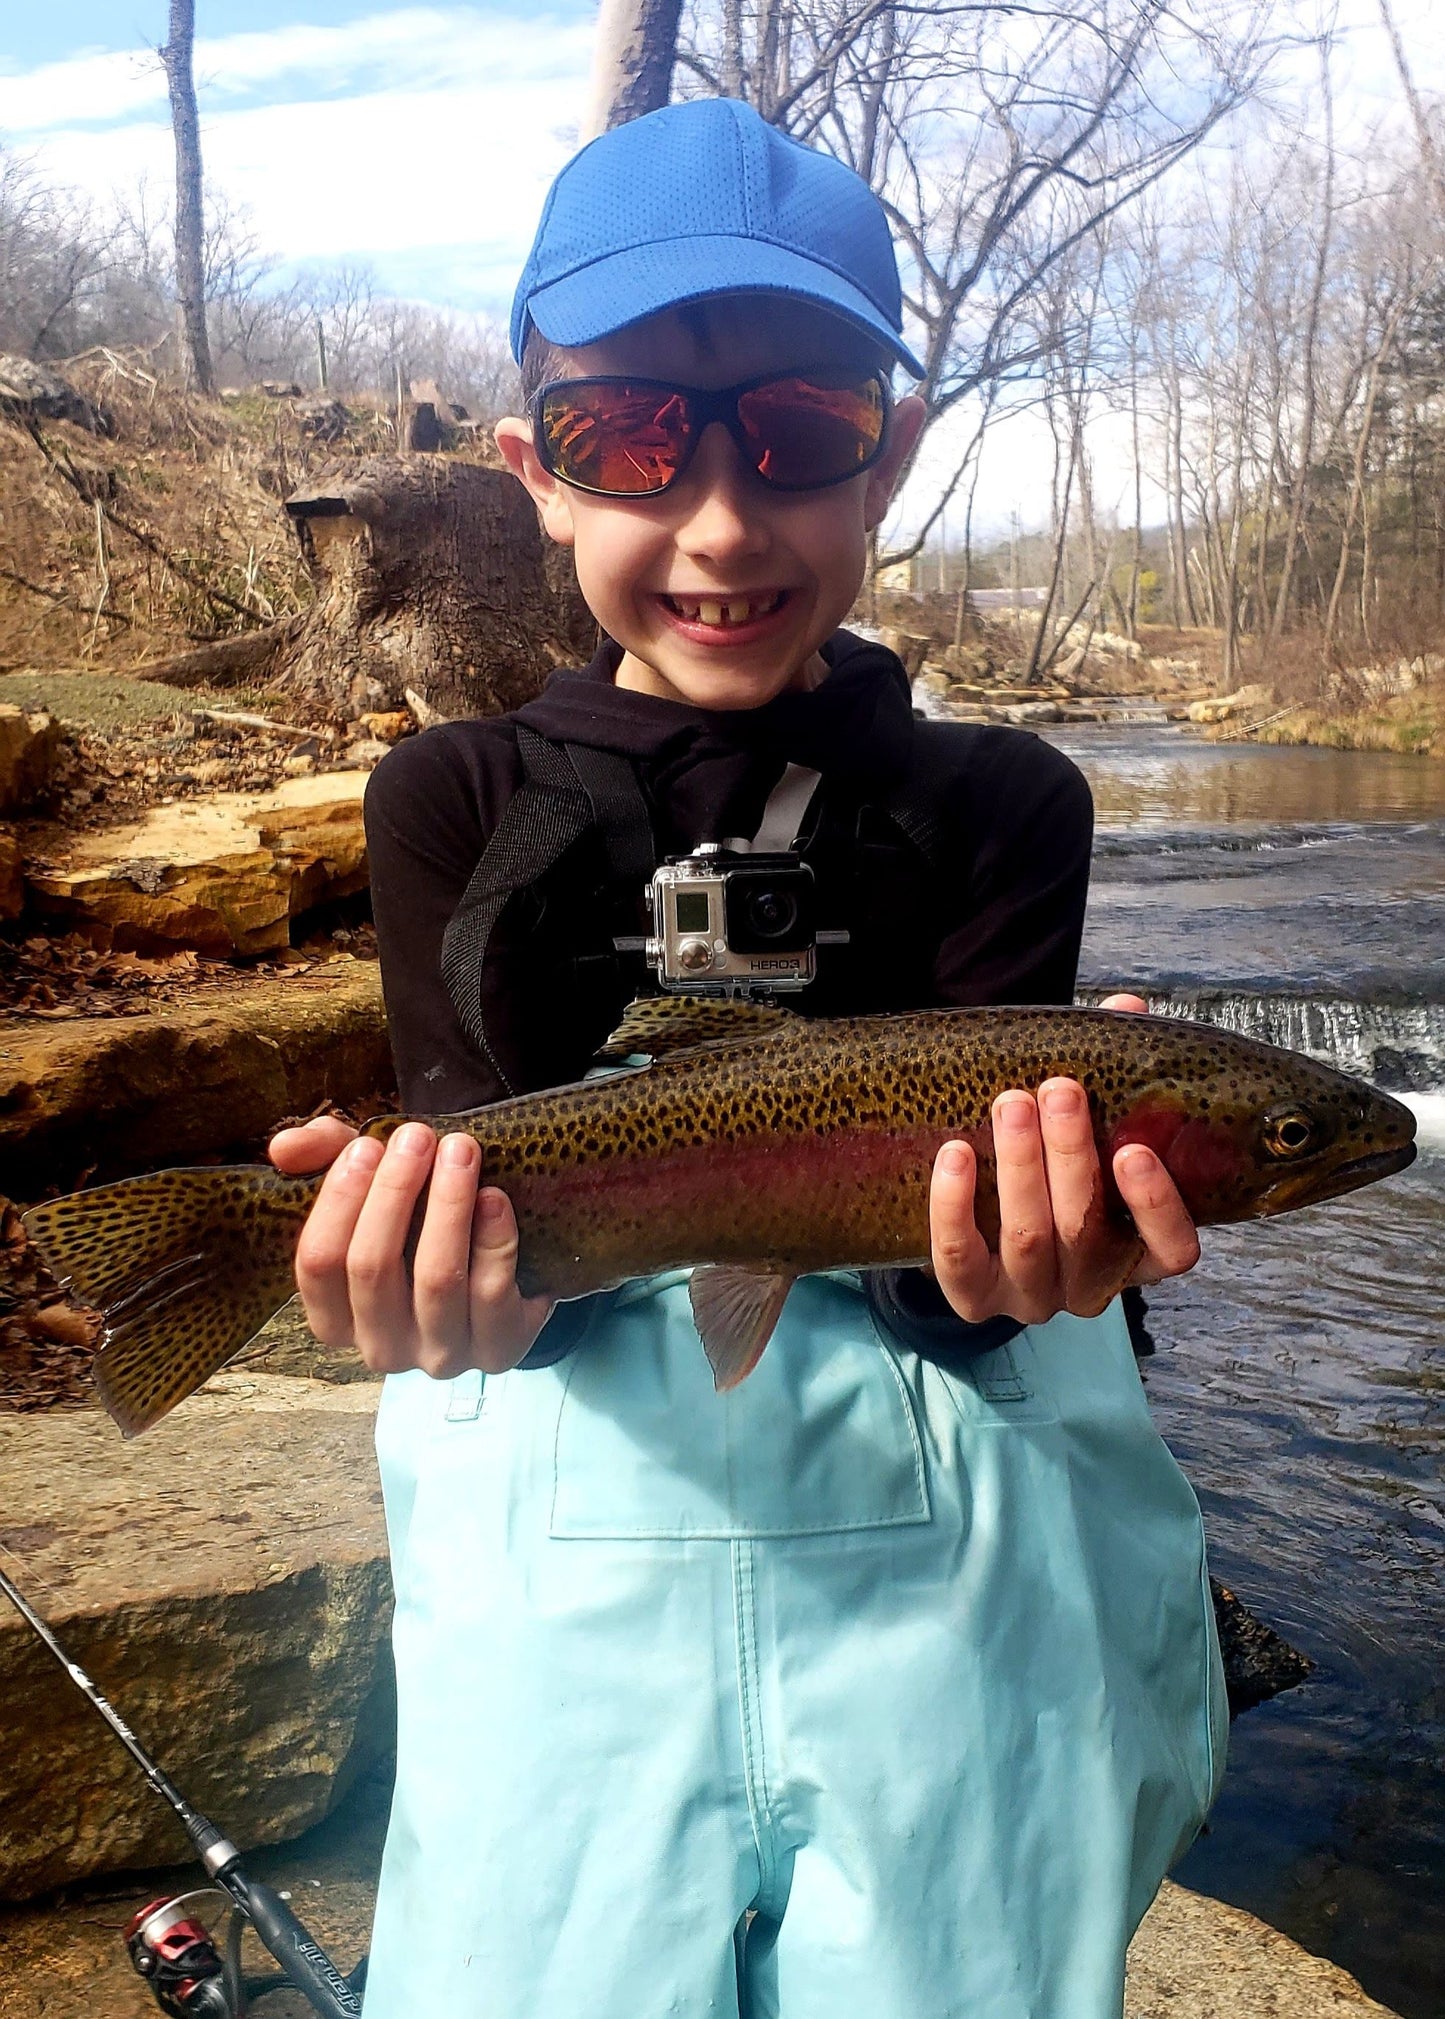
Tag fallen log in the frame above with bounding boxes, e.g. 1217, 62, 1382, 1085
125, 618, 301, 690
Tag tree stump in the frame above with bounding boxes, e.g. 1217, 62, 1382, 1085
277, 458, 596, 720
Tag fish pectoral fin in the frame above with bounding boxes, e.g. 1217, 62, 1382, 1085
689, 1266, 796, 1391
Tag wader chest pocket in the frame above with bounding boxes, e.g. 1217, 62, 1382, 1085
937, 1332, 1059, 1427
550, 1273, 930, 1539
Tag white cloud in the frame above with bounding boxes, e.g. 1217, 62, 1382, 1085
5, 9, 592, 307
0, 8, 592, 135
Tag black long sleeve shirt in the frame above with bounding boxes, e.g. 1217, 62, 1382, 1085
362, 629, 1095, 1364
367, 630, 1092, 1105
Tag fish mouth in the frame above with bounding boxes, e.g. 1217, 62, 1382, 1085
1343, 1142, 1418, 1183
1261, 1139, 1417, 1213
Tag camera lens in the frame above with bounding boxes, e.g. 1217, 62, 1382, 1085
743, 888, 799, 941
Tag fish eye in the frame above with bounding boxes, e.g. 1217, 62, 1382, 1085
1263, 1108, 1316, 1159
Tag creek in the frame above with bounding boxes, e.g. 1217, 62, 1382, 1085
1048, 723, 1443, 2019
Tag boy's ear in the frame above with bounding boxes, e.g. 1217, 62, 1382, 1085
494, 416, 576, 547
863, 394, 928, 533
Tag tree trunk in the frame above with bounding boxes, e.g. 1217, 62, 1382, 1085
277, 459, 596, 719
1270, 45, 1334, 647
160, 0, 215, 397
1127, 333, 1143, 639
581, 0, 682, 140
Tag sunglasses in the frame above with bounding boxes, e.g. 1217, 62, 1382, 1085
530, 367, 892, 498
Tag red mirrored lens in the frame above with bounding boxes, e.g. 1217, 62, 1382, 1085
736, 375, 886, 487
539, 383, 693, 494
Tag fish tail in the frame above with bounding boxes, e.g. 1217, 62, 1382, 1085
23, 1166, 320, 1437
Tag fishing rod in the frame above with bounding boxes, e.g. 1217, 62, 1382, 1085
0, 1562, 365, 2018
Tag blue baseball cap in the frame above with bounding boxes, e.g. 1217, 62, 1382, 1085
511, 98, 924, 377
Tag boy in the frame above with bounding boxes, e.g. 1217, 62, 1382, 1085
272, 99, 1224, 2019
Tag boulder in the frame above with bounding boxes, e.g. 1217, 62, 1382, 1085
0, 706, 61, 815
1003, 701, 1068, 724
877, 626, 930, 679
0, 1374, 391, 1900
26, 771, 369, 956
0, 957, 389, 1193
1187, 683, 1274, 725
296, 396, 351, 442
0, 355, 109, 435
0, 827, 21, 920
358, 710, 413, 744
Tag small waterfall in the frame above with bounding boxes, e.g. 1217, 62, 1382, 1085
1076, 989, 1445, 1096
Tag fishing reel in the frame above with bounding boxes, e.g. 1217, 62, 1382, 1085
125, 1881, 367, 2016
124, 1891, 235, 2016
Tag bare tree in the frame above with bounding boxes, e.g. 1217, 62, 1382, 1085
0, 149, 108, 358
679, 0, 1280, 543
159, 0, 215, 394
583, 0, 685, 140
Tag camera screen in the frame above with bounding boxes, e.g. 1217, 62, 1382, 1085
674, 890, 711, 934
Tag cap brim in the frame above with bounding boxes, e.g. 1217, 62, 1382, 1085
524, 235, 925, 378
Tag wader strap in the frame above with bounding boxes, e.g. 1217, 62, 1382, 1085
439, 727, 654, 1097
882, 739, 953, 872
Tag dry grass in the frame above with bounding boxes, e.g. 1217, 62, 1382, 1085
0, 357, 499, 677
1244, 685, 1443, 757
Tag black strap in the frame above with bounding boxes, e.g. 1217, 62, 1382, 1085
565, 740, 656, 886
882, 732, 955, 874
439, 727, 654, 1097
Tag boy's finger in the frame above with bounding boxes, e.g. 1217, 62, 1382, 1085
410, 1133, 486, 1373
1034, 1078, 1103, 1248
928, 1141, 996, 1318
1099, 992, 1149, 1015
345, 1122, 438, 1354
991, 1092, 1059, 1319
268, 1115, 359, 1175
466, 1187, 543, 1373
1113, 1143, 1201, 1284
293, 1133, 383, 1348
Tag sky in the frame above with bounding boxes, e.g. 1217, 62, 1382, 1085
3, 0, 1443, 544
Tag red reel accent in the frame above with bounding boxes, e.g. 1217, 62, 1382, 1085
124, 1897, 226, 2016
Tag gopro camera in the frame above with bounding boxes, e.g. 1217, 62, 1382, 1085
642, 845, 824, 994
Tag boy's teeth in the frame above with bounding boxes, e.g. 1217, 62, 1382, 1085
672, 593, 782, 626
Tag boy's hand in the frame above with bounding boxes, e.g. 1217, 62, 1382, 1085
928, 993, 1201, 1327
268, 1119, 553, 1379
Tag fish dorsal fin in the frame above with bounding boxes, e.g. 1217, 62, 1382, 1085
597, 994, 796, 1063
689, 1266, 797, 1390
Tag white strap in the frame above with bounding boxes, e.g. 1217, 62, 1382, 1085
724, 763, 823, 854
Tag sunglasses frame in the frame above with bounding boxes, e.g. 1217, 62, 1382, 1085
528, 365, 894, 498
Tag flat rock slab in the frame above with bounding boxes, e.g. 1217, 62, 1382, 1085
1127, 1881, 1400, 2016
27, 770, 369, 956
0, 1374, 391, 1901
0, 955, 387, 1192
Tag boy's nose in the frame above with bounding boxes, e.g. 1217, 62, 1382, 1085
670, 424, 771, 562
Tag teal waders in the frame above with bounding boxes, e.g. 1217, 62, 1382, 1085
363, 1277, 1226, 2018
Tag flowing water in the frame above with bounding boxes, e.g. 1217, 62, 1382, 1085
1048, 724, 1443, 2016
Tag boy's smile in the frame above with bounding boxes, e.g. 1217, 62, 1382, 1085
497, 297, 926, 712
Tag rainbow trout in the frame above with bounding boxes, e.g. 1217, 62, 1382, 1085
23, 997, 1417, 1436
